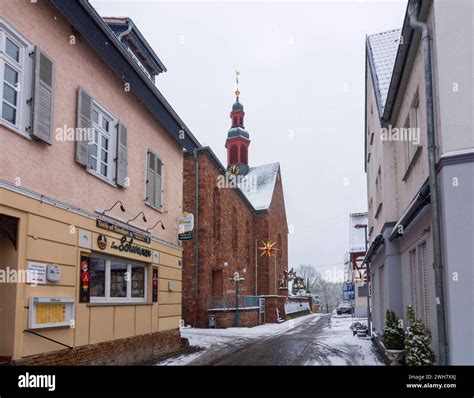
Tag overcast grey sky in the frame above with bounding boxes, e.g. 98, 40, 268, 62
93, 0, 407, 280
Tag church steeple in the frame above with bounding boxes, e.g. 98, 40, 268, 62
225, 70, 251, 174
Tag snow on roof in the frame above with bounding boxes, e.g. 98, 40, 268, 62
349, 212, 368, 253
367, 29, 401, 115
239, 163, 280, 211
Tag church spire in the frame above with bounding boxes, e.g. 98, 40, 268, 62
231, 69, 245, 128
226, 70, 251, 174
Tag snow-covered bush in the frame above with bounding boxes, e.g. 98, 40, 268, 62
382, 310, 404, 350
404, 306, 436, 365
350, 321, 367, 331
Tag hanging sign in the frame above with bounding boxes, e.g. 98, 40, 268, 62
176, 212, 194, 233
152, 268, 158, 303
79, 253, 90, 303
96, 219, 151, 244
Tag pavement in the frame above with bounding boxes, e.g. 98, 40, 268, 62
157, 313, 385, 366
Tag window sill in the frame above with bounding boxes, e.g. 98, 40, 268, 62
87, 302, 153, 307
0, 119, 31, 141
145, 201, 164, 213
86, 168, 118, 188
402, 145, 422, 182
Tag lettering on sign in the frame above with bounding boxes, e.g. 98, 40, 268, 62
111, 236, 152, 258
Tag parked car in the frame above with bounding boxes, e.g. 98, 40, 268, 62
336, 303, 353, 315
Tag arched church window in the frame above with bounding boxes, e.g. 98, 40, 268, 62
232, 207, 238, 252
240, 146, 248, 164
230, 145, 238, 164
213, 187, 221, 240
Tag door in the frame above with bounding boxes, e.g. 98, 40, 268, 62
0, 214, 19, 361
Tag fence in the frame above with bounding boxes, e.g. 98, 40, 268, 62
207, 295, 259, 310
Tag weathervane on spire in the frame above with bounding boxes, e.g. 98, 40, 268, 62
235, 69, 240, 100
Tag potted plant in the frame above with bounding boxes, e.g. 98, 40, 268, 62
404, 306, 436, 366
382, 310, 405, 366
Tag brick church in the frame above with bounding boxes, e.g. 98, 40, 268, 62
182, 86, 289, 328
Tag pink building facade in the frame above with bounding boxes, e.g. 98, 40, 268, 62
0, 0, 199, 365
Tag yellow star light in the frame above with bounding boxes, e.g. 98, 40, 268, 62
259, 240, 276, 257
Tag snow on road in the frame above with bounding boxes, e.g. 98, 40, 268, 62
157, 313, 383, 366
303, 315, 384, 366
157, 313, 322, 366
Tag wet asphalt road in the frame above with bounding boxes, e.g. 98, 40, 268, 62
188, 314, 333, 366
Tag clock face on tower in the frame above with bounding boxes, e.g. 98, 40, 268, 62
227, 164, 240, 176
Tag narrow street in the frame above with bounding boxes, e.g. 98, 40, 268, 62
158, 314, 385, 366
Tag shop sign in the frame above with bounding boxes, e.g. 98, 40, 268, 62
152, 268, 158, 303
178, 232, 192, 240
27, 262, 47, 285
79, 253, 90, 303
110, 236, 152, 258
96, 219, 151, 244
97, 234, 108, 250
176, 212, 194, 233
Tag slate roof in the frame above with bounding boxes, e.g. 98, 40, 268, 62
239, 163, 280, 211
367, 29, 401, 116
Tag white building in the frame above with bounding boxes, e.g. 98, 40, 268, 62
364, 0, 473, 365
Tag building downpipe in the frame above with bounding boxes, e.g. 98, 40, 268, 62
194, 149, 200, 327
408, 0, 449, 365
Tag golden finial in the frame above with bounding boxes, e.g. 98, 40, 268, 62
235, 69, 240, 99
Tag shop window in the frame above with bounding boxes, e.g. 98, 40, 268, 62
90, 255, 147, 303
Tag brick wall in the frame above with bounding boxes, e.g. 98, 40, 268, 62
182, 152, 257, 327
182, 150, 289, 328
208, 308, 259, 328
264, 296, 287, 323
11, 329, 181, 366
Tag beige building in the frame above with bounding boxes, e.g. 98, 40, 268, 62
364, 0, 473, 364
0, 0, 200, 365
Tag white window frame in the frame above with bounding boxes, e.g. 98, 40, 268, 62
90, 255, 148, 304
404, 92, 421, 174
89, 102, 117, 184
0, 18, 34, 138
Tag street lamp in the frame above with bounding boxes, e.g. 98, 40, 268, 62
354, 223, 371, 337
229, 271, 245, 327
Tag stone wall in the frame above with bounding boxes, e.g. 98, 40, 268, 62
208, 308, 260, 328
11, 329, 182, 366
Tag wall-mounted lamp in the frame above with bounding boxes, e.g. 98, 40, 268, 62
146, 220, 165, 232
126, 211, 147, 224
101, 201, 126, 216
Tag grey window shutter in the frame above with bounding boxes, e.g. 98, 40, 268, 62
146, 151, 156, 205
155, 159, 162, 208
31, 46, 54, 144
76, 87, 92, 166
116, 122, 128, 187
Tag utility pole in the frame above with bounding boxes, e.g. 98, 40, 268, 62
230, 272, 245, 327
